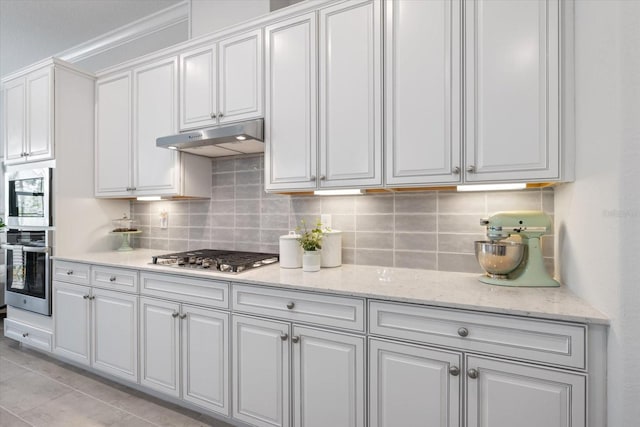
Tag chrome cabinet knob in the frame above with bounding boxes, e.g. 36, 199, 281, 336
280, 333, 288, 341
457, 327, 469, 337
467, 368, 479, 379
291, 336, 300, 344
172, 312, 179, 318
179, 313, 187, 319
449, 366, 460, 376
310, 175, 316, 181
210, 112, 217, 119
67, 270, 74, 275
83, 294, 90, 300
319, 175, 326, 181
286, 302, 295, 310
452, 166, 461, 175
22, 332, 29, 338
466, 165, 476, 173
218, 112, 224, 118
89, 296, 96, 301
109, 276, 116, 282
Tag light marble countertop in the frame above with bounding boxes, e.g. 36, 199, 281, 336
54, 249, 609, 325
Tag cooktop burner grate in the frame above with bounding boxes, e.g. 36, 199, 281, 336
152, 249, 279, 273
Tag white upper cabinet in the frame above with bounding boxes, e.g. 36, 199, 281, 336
318, 0, 383, 189
385, 0, 462, 186
265, 12, 318, 191
133, 57, 180, 194
95, 72, 132, 196
180, 45, 217, 130
3, 65, 53, 164
179, 28, 263, 131
95, 57, 211, 198
464, 0, 561, 183
219, 29, 263, 124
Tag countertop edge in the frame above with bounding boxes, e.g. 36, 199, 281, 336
52, 253, 610, 326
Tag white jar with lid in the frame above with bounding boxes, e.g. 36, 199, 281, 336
279, 231, 302, 268
321, 230, 342, 268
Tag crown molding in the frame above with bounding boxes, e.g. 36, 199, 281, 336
56, 1, 190, 64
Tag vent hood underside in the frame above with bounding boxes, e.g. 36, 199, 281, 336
156, 118, 264, 158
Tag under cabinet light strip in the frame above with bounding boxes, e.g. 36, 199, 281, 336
456, 183, 527, 192
313, 189, 364, 196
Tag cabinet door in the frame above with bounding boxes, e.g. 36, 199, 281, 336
218, 29, 263, 124
369, 339, 461, 427
466, 356, 585, 427
179, 45, 218, 130
385, 0, 462, 186
464, 0, 560, 182
133, 57, 180, 195
292, 326, 365, 427
140, 297, 181, 397
319, 0, 382, 188
25, 66, 53, 161
91, 288, 138, 382
182, 305, 229, 416
95, 72, 132, 196
3, 77, 26, 163
232, 315, 290, 427
264, 12, 318, 191
53, 281, 91, 365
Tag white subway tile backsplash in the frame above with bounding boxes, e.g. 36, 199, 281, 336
132, 154, 555, 274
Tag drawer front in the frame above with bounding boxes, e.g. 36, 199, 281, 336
4, 319, 53, 352
92, 266, 138, 293
232, 284, 365, 332
140, 272, 229, 309
369, 301, 586, 369
53, 260, 91, 285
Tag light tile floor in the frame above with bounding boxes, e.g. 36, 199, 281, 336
0, 319, 234, 427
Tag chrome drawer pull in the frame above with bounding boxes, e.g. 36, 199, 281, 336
109, 276, 117, 282
286, 302, 295, 310
457, 327, 469, 337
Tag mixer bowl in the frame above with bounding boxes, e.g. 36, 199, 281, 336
474, 241, 525, 278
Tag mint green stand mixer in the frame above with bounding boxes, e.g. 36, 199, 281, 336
474, 211, 560, 287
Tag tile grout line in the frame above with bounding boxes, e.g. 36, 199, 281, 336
0, 354, 163, 427
0, 402, 36, 427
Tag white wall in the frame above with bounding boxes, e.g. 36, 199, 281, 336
190, 0, 270, 37
555, 1, 640, 425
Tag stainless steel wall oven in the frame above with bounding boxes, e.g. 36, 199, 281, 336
5, 167, 52, 228
3, 229, 51, 316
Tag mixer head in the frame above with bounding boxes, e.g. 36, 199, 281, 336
480, 210, 552, 240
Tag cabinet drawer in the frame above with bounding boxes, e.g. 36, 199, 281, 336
92, 266, 138, 293
232, 284, 365, 332
4, 319, 53, 352
140, 272, 228, 309
52, 260, 91, 285
369, 301, 586, 369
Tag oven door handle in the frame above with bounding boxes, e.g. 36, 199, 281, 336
1, 244, 49, 253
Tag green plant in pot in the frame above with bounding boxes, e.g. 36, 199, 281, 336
297, 219, 323, 272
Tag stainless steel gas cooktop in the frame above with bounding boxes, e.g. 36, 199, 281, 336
152, 249, 279, 273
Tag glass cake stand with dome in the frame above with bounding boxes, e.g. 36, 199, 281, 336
110, 215, 141, 251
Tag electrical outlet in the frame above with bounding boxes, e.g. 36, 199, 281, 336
160, 210, 168, 229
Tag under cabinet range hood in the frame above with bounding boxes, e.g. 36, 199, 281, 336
156, 119, 264, 158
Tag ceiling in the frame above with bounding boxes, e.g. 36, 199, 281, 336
0, 0, 183, 77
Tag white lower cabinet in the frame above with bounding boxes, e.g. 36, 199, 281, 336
369, 338, 461, 427
232, 314, 365, 427
466, 356, 586, 427
53, 281, 138, 382
140, 297, 229, 416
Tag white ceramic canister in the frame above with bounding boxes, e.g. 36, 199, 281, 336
279, 231, 302, 268
321, 230, 342, 268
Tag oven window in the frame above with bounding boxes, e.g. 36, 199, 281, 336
9, 177, 45, 217
6, 250, 47, 299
